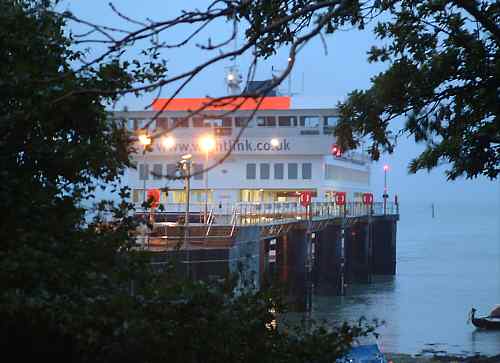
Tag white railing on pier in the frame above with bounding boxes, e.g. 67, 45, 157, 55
136, 201, 398, 226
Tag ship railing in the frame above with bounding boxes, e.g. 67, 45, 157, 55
134, 201, 398, 228
227, 201, 398, 225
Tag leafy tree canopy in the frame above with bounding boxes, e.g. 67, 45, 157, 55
60, 0, 498, 180
335, 0, 499, 180
1, 1, 373, 362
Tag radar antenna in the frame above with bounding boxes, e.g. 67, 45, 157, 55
225, 65, 243, 95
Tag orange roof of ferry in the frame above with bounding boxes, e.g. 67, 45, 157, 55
152, 96, 290, 111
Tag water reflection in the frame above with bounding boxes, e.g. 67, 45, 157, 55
290, 204, 500, 356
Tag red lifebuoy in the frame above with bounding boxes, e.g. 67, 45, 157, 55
335, 192, 346, 205
146, 189, 161, 209
362, 193, 373, 205
300, 191, 312, 207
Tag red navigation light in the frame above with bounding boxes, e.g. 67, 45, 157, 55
331, 144, 342, 157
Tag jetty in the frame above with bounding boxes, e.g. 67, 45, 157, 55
134, 200, 399, 306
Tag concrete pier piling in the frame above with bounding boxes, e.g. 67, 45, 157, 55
344, 219, 373, 284
275, 229, 308, 309
313, 224, 342, 295
371, 216, 398, 275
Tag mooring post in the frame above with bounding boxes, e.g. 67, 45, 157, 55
339, 203, 347, 296
367, 213, 373, 284
305, 204, 314, 314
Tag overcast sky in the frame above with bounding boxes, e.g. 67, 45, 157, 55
63, 1, 499, 208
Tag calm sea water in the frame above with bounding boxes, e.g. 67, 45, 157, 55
311, 201, 500, 356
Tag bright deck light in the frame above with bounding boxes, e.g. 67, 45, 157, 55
138, 134, 151, 146
161, 135, 175, 149
200, 135, 216, 152
270, 138, 280, 147
383, 164, 389, 171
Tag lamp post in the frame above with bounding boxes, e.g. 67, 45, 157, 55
180, 154, 193, 229
383, 164, 389, 215
179, 154, 192, 278
200, 135, 216, 223
138, 133, 152, 208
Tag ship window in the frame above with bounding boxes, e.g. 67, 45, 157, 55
110, 117, 124, 129
166, 164, 177, 178
302, 163, 312, 179
278, 116, 297, 127
192, 117, 205, 127
240, 189, 261, 202
127, 119, 136, 130
155, 117, 169, 130
324, 116, 338, 126
152, 164, 162, 180
235, 117, 254, 128
299, 116, 320, 128
132, 189, 142, 203
171, 117, 189, 128
246, 163, 256, 179
130, 118, 150, 131
192, 163, 203, 180
323, 116, 338, 134
202, 117, 232, 127
260, 163, 270, 179
191, 190, 213, 203
172, 190, 187, 203
221, 117, 232, 127
139, 164, 149, 180
135, 118, 144, 129
257, 116, 276, 127
274, 163, 284, 179
208, 118, 223, 127
288, 163, 298, 179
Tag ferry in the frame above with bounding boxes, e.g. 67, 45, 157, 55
114, 79, 373, 216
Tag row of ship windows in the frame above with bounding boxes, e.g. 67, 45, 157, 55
132, 189, 212, 204
131, 189, 371, 204
121, 115, 339, 130
138, 163, 205, 181
246, 163, 312, 180
136, 162, 313, 180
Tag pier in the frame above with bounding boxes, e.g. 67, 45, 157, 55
137, 200, 399, 306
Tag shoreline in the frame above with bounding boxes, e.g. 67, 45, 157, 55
386, 353, 500, 363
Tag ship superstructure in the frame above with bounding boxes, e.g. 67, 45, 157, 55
116, 94, 372, 211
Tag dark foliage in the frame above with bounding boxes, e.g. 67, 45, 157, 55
0, 2, 372, 362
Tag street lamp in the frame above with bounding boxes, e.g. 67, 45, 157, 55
199, 135, 216, 223
383, 164, 389, 214
179, 153, 192, 279
138, 133, 151, 147
180, 153, 193, 226
138, 133, 152, 207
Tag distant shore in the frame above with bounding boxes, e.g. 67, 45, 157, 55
386, 353, 500, 363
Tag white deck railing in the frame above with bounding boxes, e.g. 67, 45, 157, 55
136, 201, 399, 226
